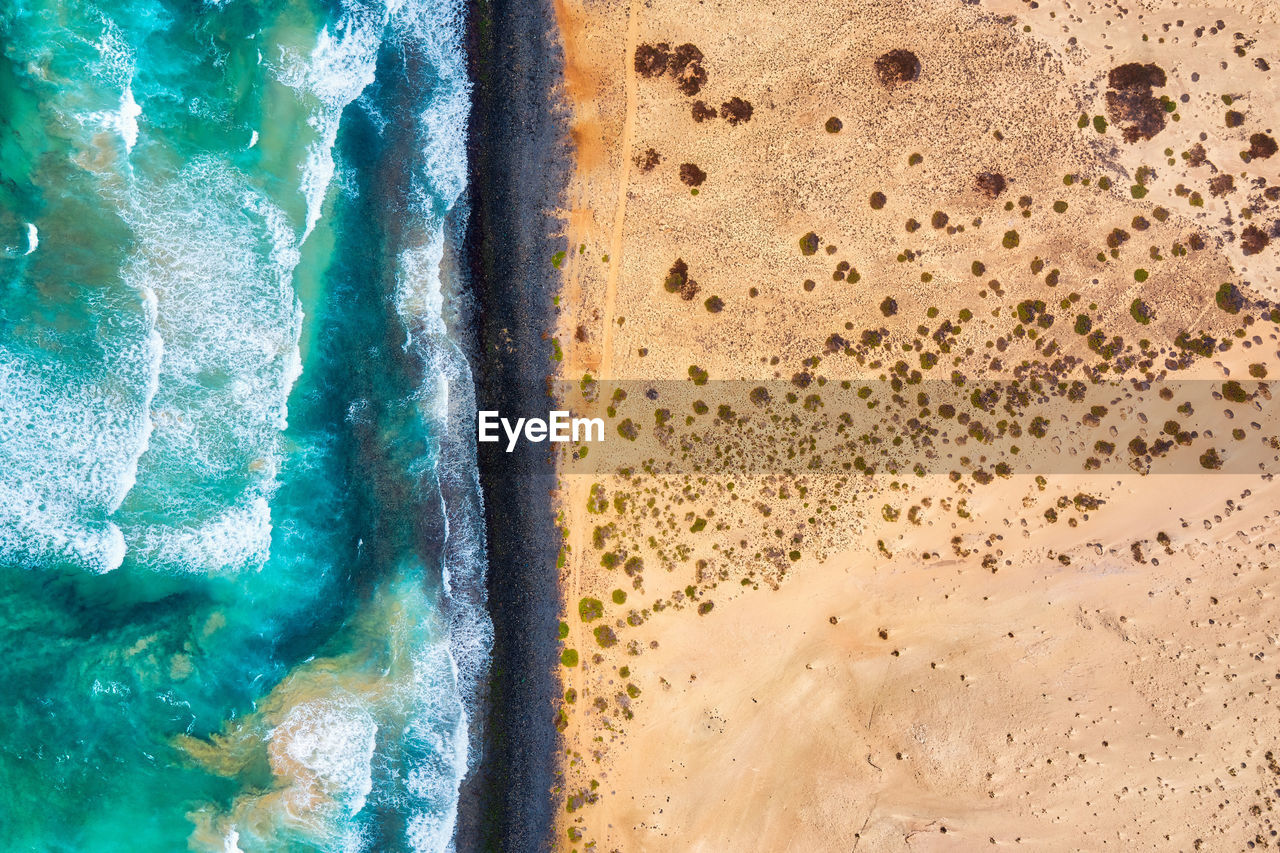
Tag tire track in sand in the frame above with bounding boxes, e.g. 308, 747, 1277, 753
597, 3, 639, 379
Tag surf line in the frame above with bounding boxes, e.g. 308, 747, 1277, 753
478, 410, 604, 452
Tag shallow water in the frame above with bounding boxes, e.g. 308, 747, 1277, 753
0, 0, 489, 849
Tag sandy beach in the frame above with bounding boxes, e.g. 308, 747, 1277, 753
483, 0, 1280, 849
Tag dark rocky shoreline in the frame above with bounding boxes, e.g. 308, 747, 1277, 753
455, 0, 570, 849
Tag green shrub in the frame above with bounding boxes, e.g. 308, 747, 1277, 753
1215, 283, 1243, 314
579, 597, 605, 621
1130, 298, 1153, 324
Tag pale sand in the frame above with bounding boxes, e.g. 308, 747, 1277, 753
543, 0, 1280, 849
583, 475, 1279, 850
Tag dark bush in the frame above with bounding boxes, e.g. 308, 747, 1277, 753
975, 172, 1006, 198
691, 100, 717, 121
1240, 225, 1270, 255
634, 43, 670, 77
679, 163, 707, 186
720, 96, 753, 125
1248, 133, 1277, 159
634, 147, 661, 172
874, 49, 921, 86
1105, 62, 1167, 142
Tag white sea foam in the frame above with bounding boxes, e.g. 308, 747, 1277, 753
0, 292, 163, 572
114, 157, 304, 571
270, 698, 379, 816
383, 1, 493, 847
274, 1, 396, 239
129, 497, 274, 572
404, 632, 470, 853
117, 85, 142, 153
85, 23, 143, 156
391, 0, 471, 210
113, 288, 163, 514
93, 21, 135, 91
0, 17, 165, 574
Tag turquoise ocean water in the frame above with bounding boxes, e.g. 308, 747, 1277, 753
0, 0, 491, 849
